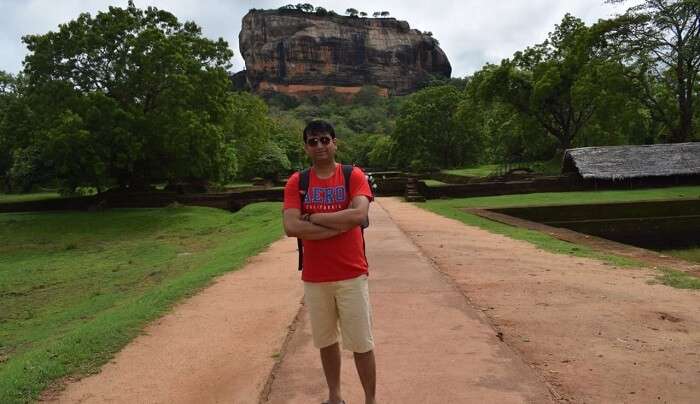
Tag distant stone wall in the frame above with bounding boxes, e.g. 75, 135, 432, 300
3, 174, 698, 213
575, 174, 700, 190
0, 189, 285, 213
423, 172, 475, 184
368, 171, 408, 196
493, 199, 700, 249
0, 195, 98, 213
417, 176, 582, 199
416, 174, 700, 199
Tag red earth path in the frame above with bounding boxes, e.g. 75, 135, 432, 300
47, 198, 699, 403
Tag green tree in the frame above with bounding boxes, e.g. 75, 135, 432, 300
270, 113, 307, 170
336, 133, 380, 166
0, 71, 16, 97
394, 85, 479, 169
298, 3, 315, 13
0, 72, 43, 192
228, 92, 275, 179
367, 135, 394, 168
346, 107, 386, 133
21, 1, 236, 191
603, 0, 700, 142
380, 11, 390, 17
346, 8, 359, 17
0, 71, 18, 189
353, 85, 382, 106
245, 141, 291, 181
573, 57, 655, 146
479, 14, 617, 151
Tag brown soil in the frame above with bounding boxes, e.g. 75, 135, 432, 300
381, 197, 700, 403
263, 198, 552, 403
44, 239, 304, 404
44, 197, 700, 403
256, 81, 389, 97
468, 207, 700, 277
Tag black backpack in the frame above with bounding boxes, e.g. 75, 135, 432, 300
297, 164, 370, 271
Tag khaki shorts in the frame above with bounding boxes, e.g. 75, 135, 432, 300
303, 274, 374, 353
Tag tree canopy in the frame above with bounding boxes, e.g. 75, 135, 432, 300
394, 85, 481, 170
3, 2, 700, 191
18, 1, 238, 192
602, 0, 700, 143
478, 15, 605, 151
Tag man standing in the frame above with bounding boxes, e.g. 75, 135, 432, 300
283, 120, 376, 404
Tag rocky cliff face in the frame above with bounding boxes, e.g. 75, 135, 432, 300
238, 10, 451, 97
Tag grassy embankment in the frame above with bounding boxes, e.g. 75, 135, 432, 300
0, 203, 284, 403
442, 160, 562, 178
441, 164, 501, 177
0, 182, 256, 203
0, 193, 62, 204
419, 186, 700, 289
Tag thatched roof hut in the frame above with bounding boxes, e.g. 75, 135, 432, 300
562, 142, 700, 180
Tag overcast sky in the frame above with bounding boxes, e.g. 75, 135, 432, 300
0, 0, 633, 78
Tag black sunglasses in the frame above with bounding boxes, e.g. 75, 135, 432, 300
306, 136, 333, 147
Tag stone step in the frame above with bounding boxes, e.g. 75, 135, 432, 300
405, 195, 426, 202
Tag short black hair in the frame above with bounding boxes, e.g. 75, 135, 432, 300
303, 120, 336, 142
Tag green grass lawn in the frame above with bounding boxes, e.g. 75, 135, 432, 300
426, 186, 700, 209
442, 159, 562, 178
0, 203, 284, 403
663, 246, 700, 264
423, 179, 448, 186
227, 181, 254, 188
0, 192, 62, 204
419, 186, 700, 289
442, 164, 500, 177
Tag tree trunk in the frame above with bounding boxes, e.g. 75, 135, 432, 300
675, 105, 692, 143
128, 175, 149, 191
673, 64, 693, 143
560, 135, 571, 151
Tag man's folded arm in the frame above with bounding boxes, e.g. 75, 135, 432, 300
308, 195, 370, 231
283, 208, 344, 240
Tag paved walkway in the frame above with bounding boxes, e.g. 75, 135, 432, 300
264, 199, 550, 403
51, 198, 552, 403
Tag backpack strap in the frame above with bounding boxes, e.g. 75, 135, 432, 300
343, 164, 370, 228
299, 168, 311, 208
342, 164, 369, 263
341, 164, 353, 198
297, 169, 311, 271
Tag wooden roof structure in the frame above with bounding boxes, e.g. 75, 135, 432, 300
562, 142, 700, 180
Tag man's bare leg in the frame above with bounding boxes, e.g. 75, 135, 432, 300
320, 342, 343, 404
353, 350, 376, 404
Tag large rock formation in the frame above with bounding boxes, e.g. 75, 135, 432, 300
238, 9, 451, 97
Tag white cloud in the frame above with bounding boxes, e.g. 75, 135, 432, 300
0, 0, 631, 77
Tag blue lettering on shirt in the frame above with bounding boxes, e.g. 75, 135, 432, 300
335, 187, 346, 203
324, 187, 334, 204
312, 187, 322, 204
304, 185, 347, 209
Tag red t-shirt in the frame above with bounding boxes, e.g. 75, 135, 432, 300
283, 164, 373, 282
